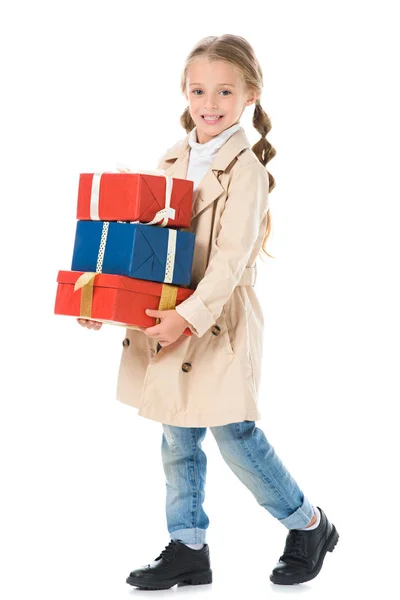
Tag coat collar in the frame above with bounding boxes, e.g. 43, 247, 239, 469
162, 126, 252, 220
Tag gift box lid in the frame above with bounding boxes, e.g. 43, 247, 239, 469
79, 172, 190, 182
56, 270, 193, 301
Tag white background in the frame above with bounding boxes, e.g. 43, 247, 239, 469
1, 1, 399, 598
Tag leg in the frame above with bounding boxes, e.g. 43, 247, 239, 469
161, 424, 209, 544
210, 420, 314, 529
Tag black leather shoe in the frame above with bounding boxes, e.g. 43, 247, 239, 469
270, 506, 339, 585
126, 539, 212, 590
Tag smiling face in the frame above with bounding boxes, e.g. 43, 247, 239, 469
184, 57, 259, 144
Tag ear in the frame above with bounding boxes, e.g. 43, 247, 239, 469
246, 90, 259, 106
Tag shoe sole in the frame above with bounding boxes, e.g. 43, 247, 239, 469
126, 568, 213, 590
269, 524, 339, 585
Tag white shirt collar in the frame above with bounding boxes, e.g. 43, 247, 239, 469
188, 122, 242, 157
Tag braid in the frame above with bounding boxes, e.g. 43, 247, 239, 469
252, 99, 276, 260
180, 106, 195, 133
251, 100, 276, 192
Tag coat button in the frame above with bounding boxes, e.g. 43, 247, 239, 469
182, 362, 192, 372
211, 325, 221, 336
122, 338, 130, 347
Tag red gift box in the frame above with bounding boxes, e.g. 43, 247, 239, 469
54, 270, 193, 336
77, 172, 193, 227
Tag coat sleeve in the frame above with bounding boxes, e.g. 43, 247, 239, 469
175, 161, 270, 337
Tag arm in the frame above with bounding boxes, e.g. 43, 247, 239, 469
175, 162, 270, 337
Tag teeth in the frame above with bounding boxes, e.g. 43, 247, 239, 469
203, 116, 221, 120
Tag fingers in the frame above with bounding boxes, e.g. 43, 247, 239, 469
76, 319, 166, 337
77, 318, 102, 330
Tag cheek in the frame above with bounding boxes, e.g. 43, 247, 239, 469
230, 97, 241, 109
189, 97, 201, 108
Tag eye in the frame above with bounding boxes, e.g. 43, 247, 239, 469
191, 89, 232, 96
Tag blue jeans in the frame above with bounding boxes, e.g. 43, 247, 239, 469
161, 420, 315, 544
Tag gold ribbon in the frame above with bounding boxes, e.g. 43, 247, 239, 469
74, 272, 179, 324
74, 272, 97, 318
155, 284, 178, 324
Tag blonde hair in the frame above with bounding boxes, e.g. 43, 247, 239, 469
180, 34, 276, 259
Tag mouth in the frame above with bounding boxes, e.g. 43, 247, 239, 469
201, 115, 224, 123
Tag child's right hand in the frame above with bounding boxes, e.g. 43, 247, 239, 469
77, 318, 103, 330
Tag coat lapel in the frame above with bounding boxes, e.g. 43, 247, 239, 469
161, 127, 252, 220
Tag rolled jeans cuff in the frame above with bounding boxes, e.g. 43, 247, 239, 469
277, 495, 315, 530
170, 527, 207, 544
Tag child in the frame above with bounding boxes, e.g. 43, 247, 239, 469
78, 34, 339, 589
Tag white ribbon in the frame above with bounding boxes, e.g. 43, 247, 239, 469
90, 174, 102, 220
96, 221, 109, 273
89, 164, 176, 226
164, 228, 177, 284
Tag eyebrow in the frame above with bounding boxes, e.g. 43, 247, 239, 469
189, 83, 236, 87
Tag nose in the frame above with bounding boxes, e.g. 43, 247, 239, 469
203, 94, 218, 110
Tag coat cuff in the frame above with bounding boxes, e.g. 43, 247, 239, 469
175, 294, 215, 338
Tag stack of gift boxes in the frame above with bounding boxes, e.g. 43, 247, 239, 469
54, 168, 196, 338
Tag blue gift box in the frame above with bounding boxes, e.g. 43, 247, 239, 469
71, 221, 195, 286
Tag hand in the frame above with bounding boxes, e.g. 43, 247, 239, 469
141, 308, 190, 347
77, 318, 103, 330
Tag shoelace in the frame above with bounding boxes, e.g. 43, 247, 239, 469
280, 530, 310, 566
154, 540, 180, 562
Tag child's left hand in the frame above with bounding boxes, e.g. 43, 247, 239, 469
138, 308, 191, 347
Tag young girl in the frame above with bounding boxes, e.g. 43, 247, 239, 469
78, 34, 339, 589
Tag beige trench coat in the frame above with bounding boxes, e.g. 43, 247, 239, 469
116, 126, 270, 427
